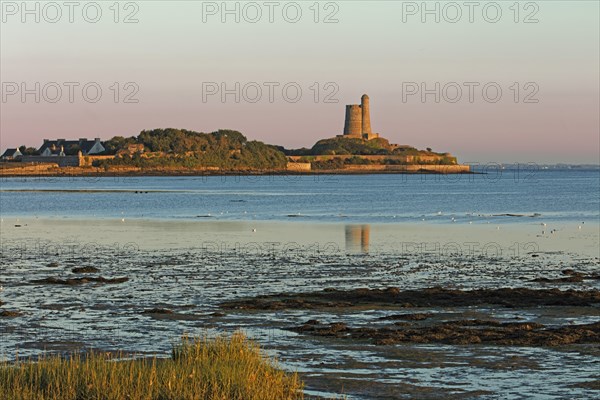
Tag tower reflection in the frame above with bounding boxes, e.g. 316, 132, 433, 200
345, 225, 370, 253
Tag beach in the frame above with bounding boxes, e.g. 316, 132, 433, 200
1, 215, 599, 398
2, 216, 598, 257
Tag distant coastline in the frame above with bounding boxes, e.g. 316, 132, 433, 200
0, 163, 476, 178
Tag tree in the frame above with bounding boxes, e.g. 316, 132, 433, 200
65, 144, 81, 155
18, 145, 39, 155
97, 129, 287, 170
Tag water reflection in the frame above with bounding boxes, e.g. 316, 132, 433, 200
345, 225, 370, 253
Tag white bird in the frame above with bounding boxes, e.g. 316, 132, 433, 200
121, 218, 125, 222
496, 226, 500, 230
469, 221, 472, 224
541, 223, 547, 227
578, 226, 582, 230
252, 228, 256, 232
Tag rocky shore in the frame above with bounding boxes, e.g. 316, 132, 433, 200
221, 286, 600, 347
221, 286, 600, 310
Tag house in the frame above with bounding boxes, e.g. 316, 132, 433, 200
1, 148, 22, 160
39, 138, 105, 156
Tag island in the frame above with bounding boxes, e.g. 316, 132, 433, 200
0, 94, 470, 176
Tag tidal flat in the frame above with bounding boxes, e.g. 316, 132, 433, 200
1, 218, 599, 399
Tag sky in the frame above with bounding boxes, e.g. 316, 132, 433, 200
1, 0, 599, 164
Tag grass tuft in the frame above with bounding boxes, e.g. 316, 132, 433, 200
0, 331, 303, 400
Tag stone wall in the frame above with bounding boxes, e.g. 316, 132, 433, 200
341, 164, 470, 173
289, 154, 457, 164
287, 162, 311, 171
20, 155, 80, 167
79, 155, 115, 166
19, 155, 115, 167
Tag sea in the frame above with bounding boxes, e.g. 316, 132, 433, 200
1, 169, 598, 224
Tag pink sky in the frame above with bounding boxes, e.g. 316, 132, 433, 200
1, 1, 598, 164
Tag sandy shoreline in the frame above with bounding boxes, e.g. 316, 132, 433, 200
1, 216, 598, 258
0, 165, 476, 178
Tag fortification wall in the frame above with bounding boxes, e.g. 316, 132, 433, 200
289, 154, 456, 164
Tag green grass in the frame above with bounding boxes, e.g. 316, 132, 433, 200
0, 332, 304, 400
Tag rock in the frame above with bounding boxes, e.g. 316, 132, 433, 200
142, 308, 173, 314
210, 312, 226, 317
72, 266, 101, 274
31, 276, 128, 285
288, 320, 600, 347
379, 313, 432, 321
0, 310, 22, 317
532, 276, 584, 283
385, 287, 401, 295
220, 287, 600, 310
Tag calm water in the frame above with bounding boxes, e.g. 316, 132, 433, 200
1, 169, 599, 224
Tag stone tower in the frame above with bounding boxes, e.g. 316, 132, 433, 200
361, 94, 371, 135
342, 94, 376, 139
343, 105, 362, 136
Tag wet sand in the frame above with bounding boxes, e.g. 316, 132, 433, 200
1, 216, 598, 257
1, 217, 599, 399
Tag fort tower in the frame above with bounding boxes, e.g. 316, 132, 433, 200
341, 94, 379, 140
343, 105, 362, 136
361, 94, 372, 135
